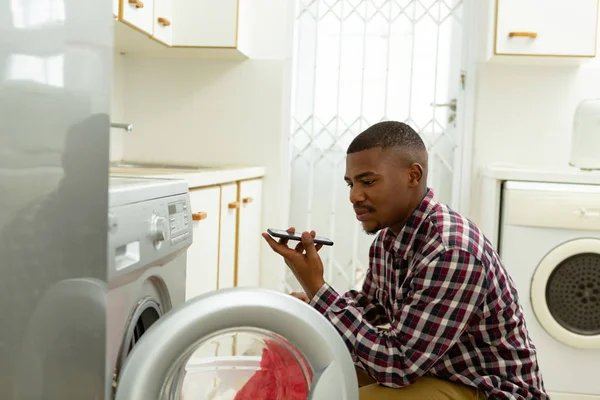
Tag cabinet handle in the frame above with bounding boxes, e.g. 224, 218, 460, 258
228, 201, 240, 209
508, 32, 537, 39
157, 17, 171, 27
242, 197, 254, 204
128, 0, 144, 8
192, 212, 207, 221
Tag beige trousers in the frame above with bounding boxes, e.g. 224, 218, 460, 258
357, 368, 487, 400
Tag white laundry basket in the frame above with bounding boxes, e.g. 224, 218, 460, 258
181, 356, 262, 400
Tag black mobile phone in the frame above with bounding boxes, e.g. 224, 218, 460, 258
267, 228, 334, 246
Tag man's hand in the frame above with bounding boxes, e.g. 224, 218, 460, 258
290, 291, 310, 304
262, 227, 325, 299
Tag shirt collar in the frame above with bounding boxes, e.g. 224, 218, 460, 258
382, 188, 437, 259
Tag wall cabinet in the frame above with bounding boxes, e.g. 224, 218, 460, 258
171, 0, 238, 48
153, 0, 173, 46
477, 0, 599, 64
495, 0, 598, 58
121, 0, 154, 36
113, 0, 120, 18
112, 0, 248, 59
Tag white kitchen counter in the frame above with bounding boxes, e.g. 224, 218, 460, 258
479, 164, 600, 249
109, 164, 266, 188
482, 164, 600, 185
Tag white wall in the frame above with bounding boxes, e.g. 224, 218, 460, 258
110, 54, 126, 162
469, 46, 600, 226
112, 0, 295, 291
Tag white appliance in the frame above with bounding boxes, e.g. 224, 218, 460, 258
571, 98, 600, 170
107, 176, 359, 399
499, 181, 600, 400
107, 176, 192, 395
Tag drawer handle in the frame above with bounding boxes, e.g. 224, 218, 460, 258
228, 201, 240, 209
508, 31, 537, 39
192, 212, 207, 221
128, 0, 144, 8
157, 17, 171, 27
242, 197, 254, 204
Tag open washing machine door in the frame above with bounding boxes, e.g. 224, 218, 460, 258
114, 287, 359, 400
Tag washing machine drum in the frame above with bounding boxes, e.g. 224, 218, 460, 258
114, 287, 359, 400
531, 238, 600, 349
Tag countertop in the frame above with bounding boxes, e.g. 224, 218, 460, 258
109, 163, 266, 188
482, 164, 600, 185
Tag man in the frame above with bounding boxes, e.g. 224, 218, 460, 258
262, 121, 548, 399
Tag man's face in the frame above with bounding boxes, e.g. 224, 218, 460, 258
344, 147, 417, 235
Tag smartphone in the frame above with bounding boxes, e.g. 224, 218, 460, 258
267, 228, 334, 246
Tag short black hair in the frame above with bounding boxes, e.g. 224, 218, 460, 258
347, 121, 426, 155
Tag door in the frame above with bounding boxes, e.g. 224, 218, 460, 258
288, 0, 468, 294
218, 183, 238, 290
153, 0, 173, 45
216, 183, 238, 357
234, 179, 263, 356
113, 288, 359, 400
171, 0, 238, 47
236, 179, 263, 288
187, 187, 220, 300
121, 0, 154, 35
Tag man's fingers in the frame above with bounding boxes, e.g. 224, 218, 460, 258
278, 226, 296, 246
294, 241, 304, 253
301, 231, 318, 259
262, 233, 297, 259
290, 291, 310, 303
315, 243, 323, 252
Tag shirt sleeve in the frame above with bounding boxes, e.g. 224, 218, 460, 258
310, 265, 389, 328
309, 249, 488, 388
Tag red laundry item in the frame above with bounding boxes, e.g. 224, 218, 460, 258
234, 339, 312, 400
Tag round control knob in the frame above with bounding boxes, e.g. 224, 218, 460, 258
151, 215, 168, 244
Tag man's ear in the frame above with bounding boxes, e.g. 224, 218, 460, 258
407, 163, 423, 187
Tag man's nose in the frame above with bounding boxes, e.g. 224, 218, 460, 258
349, 187, 366, 204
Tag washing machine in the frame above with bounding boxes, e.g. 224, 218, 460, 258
500, 180, 600, 400
107, 176, 359, 399
107, 176, 192, 396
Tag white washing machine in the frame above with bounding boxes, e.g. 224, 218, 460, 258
500, 181, 600, 400
107, 176, 359, 399
107, 176, 192, 396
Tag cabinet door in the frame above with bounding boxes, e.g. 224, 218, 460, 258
495, 0, 598, 57
171, 0, 238, 47
236, 179, 263, 288
153, 0, 173, 45
216, 183, 237, 358
186, 186, 220, 301
113, 0, 120, 17
218, 183, 238, 290
233, 181, 263, 357
121, 0, 154, 35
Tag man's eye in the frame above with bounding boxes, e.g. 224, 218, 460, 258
362, 180, 374, 185
346, 182, 353, 188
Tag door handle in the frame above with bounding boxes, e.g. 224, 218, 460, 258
128, 0, 144, 8
430, 98, 456, 112
191, 212, 207, 221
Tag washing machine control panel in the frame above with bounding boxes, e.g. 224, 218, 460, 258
108, 189, 193, 283
168, 200, 190, 245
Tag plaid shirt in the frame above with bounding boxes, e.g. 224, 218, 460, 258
310, 189, 548, 399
